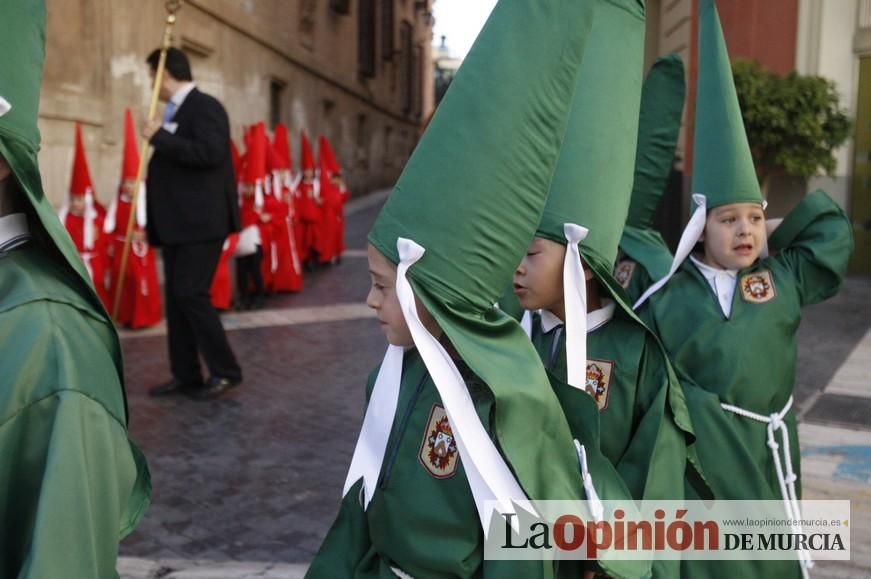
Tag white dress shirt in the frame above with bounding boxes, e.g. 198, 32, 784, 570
690, 255, 737, 318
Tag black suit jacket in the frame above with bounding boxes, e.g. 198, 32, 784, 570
146, 88, 241, 246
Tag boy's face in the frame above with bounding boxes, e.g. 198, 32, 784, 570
367, 243, 440, 347
303, 168, 314, 180
69, 194, 86, 215
0, 154, 10, 181
701, 202, 766, 270
514, 237, 565, 313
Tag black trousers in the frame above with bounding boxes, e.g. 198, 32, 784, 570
163, 240, 242, 383
236, 246, 264, 303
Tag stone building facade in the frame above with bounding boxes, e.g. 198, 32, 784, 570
38, 0, 435, 208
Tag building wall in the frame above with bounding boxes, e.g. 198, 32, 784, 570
38, 0, 434, 209
645, 0, 693, 173
717, 0, 798, 74
797, 0, 860, 209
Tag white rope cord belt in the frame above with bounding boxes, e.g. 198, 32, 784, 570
720, 395, 813, 578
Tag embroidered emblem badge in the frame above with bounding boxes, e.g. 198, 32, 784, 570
585, 359, 615, 411
740, 270, 776, 304
419, 404, 460, 478
614, 260, 636, 289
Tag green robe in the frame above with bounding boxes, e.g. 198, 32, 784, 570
615, 226, 673, 305
529, 293, 691, 578
306, 349, 559, 579
642, 190, 853, 578
0, 237, 151, 578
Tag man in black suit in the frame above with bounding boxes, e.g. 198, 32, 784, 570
142, 47, 242, 400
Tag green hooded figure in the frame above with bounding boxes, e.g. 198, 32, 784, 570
632, 1, 854, 577
305, 0, 612, 577
511, 2, 697, 577
0, 2, 151, 576
615, 54, 686, 303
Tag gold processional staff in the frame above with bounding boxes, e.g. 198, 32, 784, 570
112, 0, 182, 320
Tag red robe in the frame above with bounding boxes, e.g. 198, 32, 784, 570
295, 180, 322, 264
263, 192, 303, 292
105, 199, 162, 328
240, 196, 274, 289
210, 233, 239, 310
64, 212, 111, 309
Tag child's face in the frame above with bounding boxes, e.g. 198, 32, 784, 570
514, 237, 566, 313
0, 154, 10, 182
701, 202, 766, 270
69, 195, 86, 215
240, 183, 255, 197
367, 243, 441, 347
303, 169, 314, 180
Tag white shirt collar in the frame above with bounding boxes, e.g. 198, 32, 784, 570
689, 255, 737, 281
690, 255, 738, 318
0, 213, 31, 252
170, 82, 197, 108
540, 309, 563, 334
539, 299, 616, 334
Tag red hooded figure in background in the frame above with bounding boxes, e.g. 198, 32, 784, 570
104, 109, 162, 328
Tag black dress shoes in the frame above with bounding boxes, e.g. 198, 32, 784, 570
188, 375, 242, 400
149, 378, 201, 397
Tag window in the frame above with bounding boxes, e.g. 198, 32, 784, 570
269, 79, 285, 129
413, 43, 423, 119
358, 0, 377, 77
330, 0, 351, 14
381, 0, 395, 60
399, 21, 412, 114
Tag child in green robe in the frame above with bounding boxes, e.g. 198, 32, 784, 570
510, 8, 697, 576
632, 1, 853, 577
0, 2, 150, 576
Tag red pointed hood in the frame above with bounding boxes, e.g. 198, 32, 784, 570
300, 131, 315, 172
121, 109, 140, 181
273, 123, 293, 171
244, 122, 267, 185
318, 135, 341, 175
230, 138, 242, 183
69, 123, 95, 197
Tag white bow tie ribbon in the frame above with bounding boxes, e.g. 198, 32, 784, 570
563, 223, 590, 390
633, 193, 707, 310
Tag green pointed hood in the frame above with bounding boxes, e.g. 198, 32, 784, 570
627, 54, 685, 229
365, 0, 598, 517
536, 0, 647, 273
619, 54, 686, 281
692, 0, 762, 208
0, 0, 108, 319
369, 0, 594, 308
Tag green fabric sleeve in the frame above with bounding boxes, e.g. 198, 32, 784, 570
0, 393, 144, 579
768, 190, 854, 306
304, 480, 377, 579
619, 226, 673, 283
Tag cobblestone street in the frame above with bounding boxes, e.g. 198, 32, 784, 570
117, 191, 871, 578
